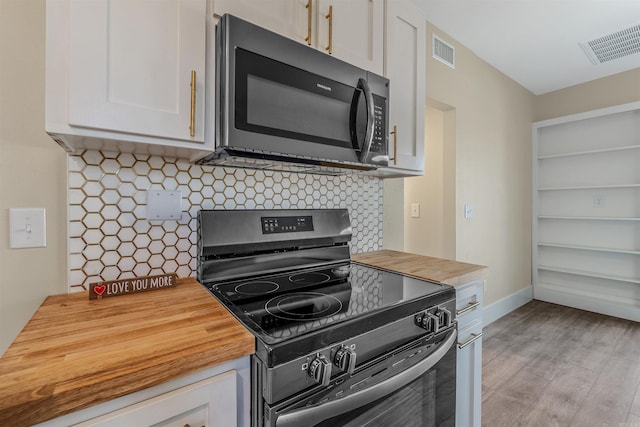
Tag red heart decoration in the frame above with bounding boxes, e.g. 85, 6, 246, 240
94, 284, 106, 296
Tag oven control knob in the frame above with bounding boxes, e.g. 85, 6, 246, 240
308, 354, 332, 386
427, 313, 440, 333
437, 307, 452, 329
334, 346, 356, 374
415, 312, 440, 333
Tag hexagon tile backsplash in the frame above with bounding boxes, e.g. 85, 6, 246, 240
68, 150, 384, 292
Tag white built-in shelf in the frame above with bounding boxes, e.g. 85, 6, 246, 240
537, 265, 640, 285
537, 144, 640, 160
538, 216, 640, 221
538, 242, 640, 256
538, 184, 640, 191
533, 101, 640, 321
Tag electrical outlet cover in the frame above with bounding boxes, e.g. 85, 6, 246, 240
146, 190, 182, 220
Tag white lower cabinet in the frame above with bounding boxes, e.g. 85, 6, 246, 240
455, 279, 483, 427
35, 358, 250, 427
73, 372, 237, 427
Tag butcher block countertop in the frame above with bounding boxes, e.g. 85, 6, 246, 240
353, 250, 487, 286
0, 278, 254, 426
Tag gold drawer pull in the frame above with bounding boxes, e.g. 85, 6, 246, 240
458, 332, 482, 350
456, 300, 480, 316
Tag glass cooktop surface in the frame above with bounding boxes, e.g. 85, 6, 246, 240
203, 262, 450, 343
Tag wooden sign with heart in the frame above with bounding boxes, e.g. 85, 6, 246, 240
89, 273, 177, 300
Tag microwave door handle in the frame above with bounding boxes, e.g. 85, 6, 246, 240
275, 328, 457, 427
353, 78, 375, 163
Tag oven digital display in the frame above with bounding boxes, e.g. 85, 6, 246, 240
261, 216, 314, 234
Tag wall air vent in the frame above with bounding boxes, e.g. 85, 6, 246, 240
580, 23, 640, 64
433, 34, 455, 69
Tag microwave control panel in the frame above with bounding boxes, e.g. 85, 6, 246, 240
371, 94, 387, 154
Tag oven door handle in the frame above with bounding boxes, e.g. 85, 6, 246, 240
276, 328, 457, 427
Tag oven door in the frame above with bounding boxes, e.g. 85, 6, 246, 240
267, 328, 457, 427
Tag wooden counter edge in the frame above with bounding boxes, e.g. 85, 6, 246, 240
352, 250, 488, 286
0, 278, 255, 426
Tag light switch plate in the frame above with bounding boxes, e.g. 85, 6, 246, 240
464, 204, 473, 219
146, 190, 182, 220
410, 203, 420, 218
9, 208, 46, 248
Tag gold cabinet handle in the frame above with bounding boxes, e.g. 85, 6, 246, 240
325, 5, 333, 54
458, 332, 482, 350
304, 0, 312, 45
389, 125, 397, 165
189, 70, 196, 137
456, 301, 481, 316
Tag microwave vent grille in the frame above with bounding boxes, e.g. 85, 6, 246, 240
580, 23, 640, 64
432, 34, 455, 69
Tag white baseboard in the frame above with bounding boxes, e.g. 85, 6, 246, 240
534, 283, 640, 322
483, 285, 533, 326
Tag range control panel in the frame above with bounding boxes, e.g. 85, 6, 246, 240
415, 306, 453, 334
261, 215, 314, 234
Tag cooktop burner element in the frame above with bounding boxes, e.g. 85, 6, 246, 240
234, 281, 280, 295
288, 272, 331, 286
265, 292, 344, 320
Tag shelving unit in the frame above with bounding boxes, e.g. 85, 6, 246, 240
532, 101, 640, 321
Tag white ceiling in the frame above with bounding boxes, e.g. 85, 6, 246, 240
412, 0, 640, 94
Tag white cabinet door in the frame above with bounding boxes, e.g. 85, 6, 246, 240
68, 0, 206, 142
455, 279, 483, 427
213, 0, 307, 44
74, 371, 238, 427
214, 0, 383, 74
456, 321, 482, 427
384, 1, 425, 173
316, 0, 383, 74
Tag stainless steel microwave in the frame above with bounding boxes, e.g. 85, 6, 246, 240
197, 14, 389, 173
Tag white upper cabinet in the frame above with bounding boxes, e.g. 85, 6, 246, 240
213, 0, 384, 74
383, 0, 426, 175
68, 0, 205, 141
212, 0, 305, 43
316, 0, 383, 74
46, 0, 213, 160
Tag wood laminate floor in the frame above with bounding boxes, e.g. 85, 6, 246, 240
482, 300, 640, 426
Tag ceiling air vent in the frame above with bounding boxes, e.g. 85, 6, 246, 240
580, 23, 640, 64
433, 34, 455, 69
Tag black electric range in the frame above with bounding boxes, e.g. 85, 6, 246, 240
197, 209, 457, 427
